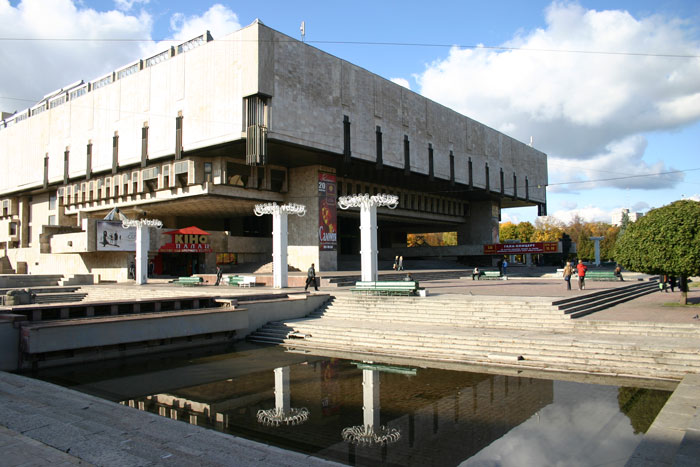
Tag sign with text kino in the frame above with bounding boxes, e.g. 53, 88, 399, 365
483, 242, 558, 255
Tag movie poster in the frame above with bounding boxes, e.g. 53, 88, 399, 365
318, 173, 337, 251
96, 221, 136, 251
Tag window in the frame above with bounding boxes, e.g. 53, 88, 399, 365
49, 193, 57, 210
48, 215, 56, 226
226, 162, 249, 187
9, 222, 17, 236
204, 162, 212, 183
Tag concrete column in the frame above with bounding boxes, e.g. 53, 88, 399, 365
362, 369, 380, 429
274, 366, 290, 416
272, 211, 288, 288
136, 225, 149, 285
360, 204, 378, 282
590, 236, 604, 266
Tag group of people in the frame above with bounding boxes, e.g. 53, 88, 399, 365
659, 274, 678, 292
562, 260, 589, 291
392, 256, 404, 271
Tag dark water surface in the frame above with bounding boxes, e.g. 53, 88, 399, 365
33, 343, 672, 466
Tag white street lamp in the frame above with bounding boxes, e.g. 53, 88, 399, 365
338, 194, 398, 281
254, 203, 307, 288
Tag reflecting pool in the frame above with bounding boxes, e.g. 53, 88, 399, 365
33, 343, 672, 466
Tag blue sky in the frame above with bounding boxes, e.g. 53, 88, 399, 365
1, 0, 699, 225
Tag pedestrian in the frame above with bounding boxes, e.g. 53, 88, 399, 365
502, 259, 509, 277
669, 276, 677, 292
497, 259, 503, 275
614, 265, 623, 281
305, 263, 318, 291
393, 256, 398, 270
472, 266, 481, 280
563, 261, 573, 290
398, 256, 404, 271
215, 266, 223, 286
576, 260, 587, 290
128, 262, 135, 280
659, 275, 668, 292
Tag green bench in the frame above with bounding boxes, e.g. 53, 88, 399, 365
584, 270, 620, 281
350, 280, 420, 296
227, 275, 244, 286
175, 276, 203, 286
479, 271, 502, 280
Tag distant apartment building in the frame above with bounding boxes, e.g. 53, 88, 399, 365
0, 20, 548, 281
611, 208, 643, 226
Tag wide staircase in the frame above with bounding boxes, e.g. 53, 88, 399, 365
247, 281, 700, 380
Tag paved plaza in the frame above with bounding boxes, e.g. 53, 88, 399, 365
1, 274, 698, 466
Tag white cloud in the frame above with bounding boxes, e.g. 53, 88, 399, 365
390, 77, 411, 90
167, 4, 240, 42
0, 0, 152, 114
417, 2, 700, 190
683, 194, 700, 202
548, 205, 612, 224
548, 135, 684, 190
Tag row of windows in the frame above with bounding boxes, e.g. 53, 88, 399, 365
337, 180, 467, 217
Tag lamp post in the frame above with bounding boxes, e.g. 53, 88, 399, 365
122, 218, 163, 285
338, 194, 398, 281
589, 236, 604, 266
341, 369, 400, 446
256, 366, 309, 426
254, 203, 307, 288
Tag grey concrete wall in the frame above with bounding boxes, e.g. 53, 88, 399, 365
0, 318, 20, 371
262, 24, 547, 204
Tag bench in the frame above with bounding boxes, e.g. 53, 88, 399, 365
227, 275, 245, 286
584, 270, 620, 281
350, 280, 420, 296
240, 276, 257, 287
479, 271, 502, 280
174, 276, 203, 286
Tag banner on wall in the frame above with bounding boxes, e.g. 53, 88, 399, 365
483, 242, 558, 255
159, 226, 212, 253
96, 221, 136, 251
318, 173, 337, 251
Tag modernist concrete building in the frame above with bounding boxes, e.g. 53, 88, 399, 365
0, 20, 547, 281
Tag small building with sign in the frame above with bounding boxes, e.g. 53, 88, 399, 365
0, 21, 547, 281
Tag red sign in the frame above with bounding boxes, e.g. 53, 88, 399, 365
318, 173, 337, 251
483, 242, 558, 255
159, 226, 213, 253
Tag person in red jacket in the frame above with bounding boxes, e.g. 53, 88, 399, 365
576, 260, 588, 290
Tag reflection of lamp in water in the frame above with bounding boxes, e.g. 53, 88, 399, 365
342, 369, 401, 445
257, 366, 309, 426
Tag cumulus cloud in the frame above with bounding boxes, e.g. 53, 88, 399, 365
548, 135, 684, 190
0, 0, 152, 113
390, 77, 411, 90
417, 2, 700, 191
168, 4, 240, 42
549, 206, 612, 224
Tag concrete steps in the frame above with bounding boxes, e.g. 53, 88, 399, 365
246, 283, 700, 380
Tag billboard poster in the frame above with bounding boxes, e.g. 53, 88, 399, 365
318, 172, 337, 251
483, 242, 558, 255
96, 221, 136, 251
159, 226, 212, 253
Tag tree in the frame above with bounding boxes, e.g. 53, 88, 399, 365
532, 217, 565, 242
614, 200, 700, 304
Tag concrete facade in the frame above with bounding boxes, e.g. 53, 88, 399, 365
0, 20, 547, 280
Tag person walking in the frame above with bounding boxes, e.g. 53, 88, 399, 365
669, 275, 677, 292
305, 263, 318, 291
398, 256, 404, 271
563, 261, 573, 290
502, 259, 509, 278
215, 266, 223, 286
576, 260, 588, 290
393, 256, 399, 270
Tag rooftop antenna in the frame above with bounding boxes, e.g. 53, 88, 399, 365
300, 21, 305, 42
